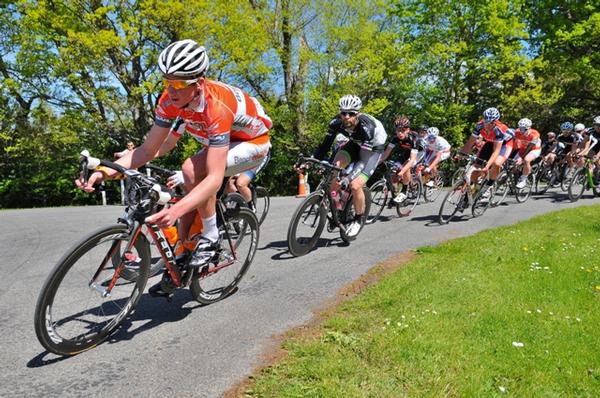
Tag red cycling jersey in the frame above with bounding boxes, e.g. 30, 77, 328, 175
472, 119, 512, 143
514, 128, 541, 154
154, 80, 272, 147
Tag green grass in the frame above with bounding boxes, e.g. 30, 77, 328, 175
247, 205, 600, 397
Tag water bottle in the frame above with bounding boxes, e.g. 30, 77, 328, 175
331, 191, 342, 210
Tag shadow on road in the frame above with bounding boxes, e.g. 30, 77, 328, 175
264, 237, 350, 260
27, 288, 210, 367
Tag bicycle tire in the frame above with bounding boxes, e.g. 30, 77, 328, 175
339, 186, 371, 243
534, 164, 552, 194
471, 184, 493, 218
568, 168, 586, 202
451, 166, 465, 187
490, 172, 509, 207
438, 181, 468, 225
561, 167, 574, 192
287, 192, 327, 257
366, 180, 387, 224
423, 171, 444, 203
190, 208, 259, 305
397, 177, 421, 217
593, 168, 600, 197
253, 186, 270, 226
34, 224, 150, 356
515, 173, 534, 203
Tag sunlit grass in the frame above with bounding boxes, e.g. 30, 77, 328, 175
248, 205, 600, 397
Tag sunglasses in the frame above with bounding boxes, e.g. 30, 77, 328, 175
340, 111, 358, 117
163, 78, 199, 90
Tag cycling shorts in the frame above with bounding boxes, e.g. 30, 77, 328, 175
336, 141, 382, 181
196, 134, 271, 177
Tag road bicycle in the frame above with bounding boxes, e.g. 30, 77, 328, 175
287, 156, 371, 257
567, 155, 600, 202
34, 151, 259, 356
438, 153, 492, 224
490, 157, 534, 206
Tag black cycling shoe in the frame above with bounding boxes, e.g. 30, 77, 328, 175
148, 272, 176, 301
187, 236, 220, 268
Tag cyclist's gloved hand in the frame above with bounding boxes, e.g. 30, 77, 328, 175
167, 170, 185, 189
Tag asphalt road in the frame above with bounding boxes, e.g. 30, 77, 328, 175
1, 189, 599, 397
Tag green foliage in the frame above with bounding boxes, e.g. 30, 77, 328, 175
2, 0, 600, 207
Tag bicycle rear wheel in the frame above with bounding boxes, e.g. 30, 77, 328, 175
190, 208, 259, 305
34, 224, 150, 356
366, 180, 387, 224
423, 171, 444, 203
287, 192, 327, 257
339, 186, 371, 242
568, 168, 586, 202
438, 181, 468, 225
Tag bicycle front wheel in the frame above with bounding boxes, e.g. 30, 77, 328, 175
34, 224, 150, 356
253, 186, 270, 226
490, 172, 509, 207
366, 180, 387, 224
287, 192, 327, 257
534, 164, 552, 194
190, 208, 259, 305
397, 177, 421, 217
515, 173, 534, 203
568, 168, 586, 202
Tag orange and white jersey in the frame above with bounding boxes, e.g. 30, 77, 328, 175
514, 128, 541, 152
155, 80, 272, 147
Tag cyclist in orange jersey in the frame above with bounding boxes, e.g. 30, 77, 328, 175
76, 39, 272, 287
513, 118, 542, 188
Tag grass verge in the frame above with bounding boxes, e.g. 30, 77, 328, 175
243, 205, 600, 397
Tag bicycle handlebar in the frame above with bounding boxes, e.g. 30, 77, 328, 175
79, 150, 172, 205
297, 156, 344, 172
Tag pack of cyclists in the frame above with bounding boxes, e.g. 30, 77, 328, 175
76, 38, 600, 269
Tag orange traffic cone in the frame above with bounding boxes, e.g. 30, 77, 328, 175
296, 172, 308, 197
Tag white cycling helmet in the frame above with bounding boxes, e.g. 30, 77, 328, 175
426, 126, 439, 139
518, 118, 532, 130
338, 95, 362, 112
158, 39, 209, 79
574, 123, 585, 132
594, 116, 600, 125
